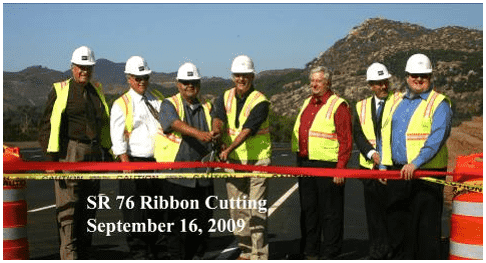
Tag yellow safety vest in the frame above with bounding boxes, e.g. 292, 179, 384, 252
381, 90, 451, 169
153, 93, 212, 162
113, 89, 165, 140
222, 88, 272, 161
356, 93, 397, 169
47, 79, 111, 153
291, 94, 347, 162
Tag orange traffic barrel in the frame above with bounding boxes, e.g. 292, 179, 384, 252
3, 179, 29, 259
3, 145, 21, 163
3, 146, 29, 259
449, 153, 483, 260
453, 153, 483, 182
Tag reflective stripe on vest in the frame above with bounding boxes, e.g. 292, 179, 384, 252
223, 88, 271, 161
380, 92, 403, 165
47, 79, 111, 152
153, 93, 212, 162
356, 97, 376, 169
356, 93, 397, 169
450, 241, 483, 260
291, 95, 347, 162
114, 89, 164, 140
381, 90, 449, 168
405, 90, 450, 168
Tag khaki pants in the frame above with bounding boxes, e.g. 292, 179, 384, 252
225, 158, 270, 260
55, 140, 101, 260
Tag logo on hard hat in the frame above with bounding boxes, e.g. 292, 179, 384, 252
188, 71, 194, 76
378, 70, 384, 76
139, 66, 145, 71
82, 56, 88, 60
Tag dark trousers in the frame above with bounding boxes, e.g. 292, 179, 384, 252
361, 176, 390, 259
386, 166, 445, 259
162, 180, 214, 260
119, 156, 168, 259
297, 156, 344, 258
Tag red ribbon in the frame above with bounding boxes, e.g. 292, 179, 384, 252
1, 159, 468, 179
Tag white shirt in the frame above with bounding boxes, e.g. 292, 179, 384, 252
366, 95, 385, 160
110, 88, 162, 158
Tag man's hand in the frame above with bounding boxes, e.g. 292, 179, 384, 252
210, 130, 221, 142
196, 131, 213, 143
333, 177, 345, 185
219, 148, 231, 162
400, 163, 416, 180
378, 167, 387, 185
378, 178, 387, 185
118, 154, 132, 173
371, 152, 381, 166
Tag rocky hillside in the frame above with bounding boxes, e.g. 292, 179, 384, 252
446, 116, 483, 171
3, 17, 482, 141
271, 17, 483, 122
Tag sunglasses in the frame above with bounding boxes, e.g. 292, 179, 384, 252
133, 75, 150, 82
409, 74, 431, 79
180, 80, 200, 86
368, 80, 388, 86
74, 64, 94, 71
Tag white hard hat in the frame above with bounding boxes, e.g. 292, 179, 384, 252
366, 63, 391, 81
405, 53, 432, 74
124, 56, 152, 76
177, 62, 201, 80
71, 46, 96, 66
231, 55, 255, 74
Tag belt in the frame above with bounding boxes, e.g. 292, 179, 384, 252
70, 138, 100, 146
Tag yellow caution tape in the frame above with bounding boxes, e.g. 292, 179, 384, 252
3, 172, 297, 180
421, 177, 483, 193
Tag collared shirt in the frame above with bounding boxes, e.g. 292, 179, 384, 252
211, 86, 270, 136
158, 97, 212, 187
298, 90, 352, 169
391, 88, 452, 168
110, 88, 162, 158
365, 95, 385, 159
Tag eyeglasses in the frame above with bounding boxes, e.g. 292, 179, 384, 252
409, 74, 431, 79
133, 75, 150, 82
179, 80, 200, 86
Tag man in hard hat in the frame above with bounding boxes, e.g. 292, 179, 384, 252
291, 66, 352, 260
381, 53, 452, 259
353, 63, 399, 259
156, 62, 216, 260
38, 46, 112, 260
212, 55, 272, 260
110, 56, 165, 259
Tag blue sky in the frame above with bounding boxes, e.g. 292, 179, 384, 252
3, 3, 483, 78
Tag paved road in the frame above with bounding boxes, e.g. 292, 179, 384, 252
17, 145, 449, 260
